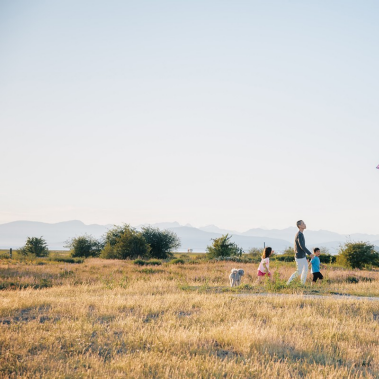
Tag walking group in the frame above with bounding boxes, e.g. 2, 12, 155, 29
257, 220, 325, 285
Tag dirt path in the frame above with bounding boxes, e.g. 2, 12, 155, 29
234, 293, 379, 301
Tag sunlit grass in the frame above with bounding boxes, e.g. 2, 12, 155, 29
1, 258, 379, 378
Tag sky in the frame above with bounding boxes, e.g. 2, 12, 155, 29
1, 0, 378, 234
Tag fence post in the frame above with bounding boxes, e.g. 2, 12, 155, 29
9, 248, 12, 259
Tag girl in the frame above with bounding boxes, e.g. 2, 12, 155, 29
257, 247, 274, 283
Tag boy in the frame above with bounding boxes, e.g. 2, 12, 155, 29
310, 248, 325, 285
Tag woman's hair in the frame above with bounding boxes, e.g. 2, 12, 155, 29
262, 247, 272, 259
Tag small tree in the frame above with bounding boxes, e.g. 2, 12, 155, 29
65, 234, 102, 258
206, 234, 241, 259
101, 224, 150, 260
19, 237, 49, 257
141, 226, 181, 259
282, 246, 294, 256
337, 241, 379, 269
246, 247, 263, 263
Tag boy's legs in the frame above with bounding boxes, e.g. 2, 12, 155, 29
287, 258, 307, 285
312, 272, 323, 285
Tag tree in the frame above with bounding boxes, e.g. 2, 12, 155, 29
103, 224, 127, 247
337, 241, 379, 269
65, 234, 102, 258
206, 234, 241, 259
245, 247, 263, 263
141, 226, 180, 259
19, 237, 49, 257
282, 246, 294, 256
100, 224, 150, 260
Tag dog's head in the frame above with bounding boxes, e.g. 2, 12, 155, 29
238, 269, 244, 276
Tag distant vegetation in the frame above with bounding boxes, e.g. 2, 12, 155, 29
271, 246, 337, 264
100, 225, 150, 260
19, 237, 49, 258
65, 234, 102, 258
133, 259, 162, 266
3, 230, 379, 272
337, 241, 379, 269
206, 234, 243, 259
140, 226, 180, 259
99, 224, 180, 260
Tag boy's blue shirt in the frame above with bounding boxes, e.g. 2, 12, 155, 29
311, 256, 320, 273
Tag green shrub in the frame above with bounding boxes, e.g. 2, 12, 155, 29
273, 255, 294, 262
337, 241, 379, 269
244, 248, 263, 263
65, 235, 102, 258
212, 256, 251, 263
19, 237, 49, 257
141, 226, 180, 259
133, 259, 146, 266
133, 259, 162, 266
146, 259, 162, 266
101, 225, 150, 260
346, 276, 359, 284
50, 257, 84, 264
319, 253, 336, 264
170, 258, 185, 265
39, 278, 53, 288
206, 234, 242, 259
139, 268, 164, 274
187, 260, 201, 264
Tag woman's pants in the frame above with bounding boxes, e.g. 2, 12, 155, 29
287, 257, 308, 285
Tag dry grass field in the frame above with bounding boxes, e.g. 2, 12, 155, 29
1, 257, 379, 378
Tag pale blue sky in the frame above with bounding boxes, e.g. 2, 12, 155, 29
1, 1, 378, 234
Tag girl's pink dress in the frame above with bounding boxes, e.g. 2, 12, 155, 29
258, 257, 271, 276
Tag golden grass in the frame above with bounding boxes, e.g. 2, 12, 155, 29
1, 259, 379, 378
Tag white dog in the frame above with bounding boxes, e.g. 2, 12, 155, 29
229, 268, 244, 287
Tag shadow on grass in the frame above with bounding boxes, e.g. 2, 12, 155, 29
250, 341, 374, 373
0, 304, 58, 325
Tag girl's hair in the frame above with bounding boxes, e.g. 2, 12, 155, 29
262, 247, 272, 259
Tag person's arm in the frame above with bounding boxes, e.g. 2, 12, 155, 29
298, 233, 312, 256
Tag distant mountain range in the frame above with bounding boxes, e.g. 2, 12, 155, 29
0, 220, 378, 253
0, 220, 112, 250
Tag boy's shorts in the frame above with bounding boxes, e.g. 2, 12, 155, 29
312, 272, 323, 282
258, 270, 271, 277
